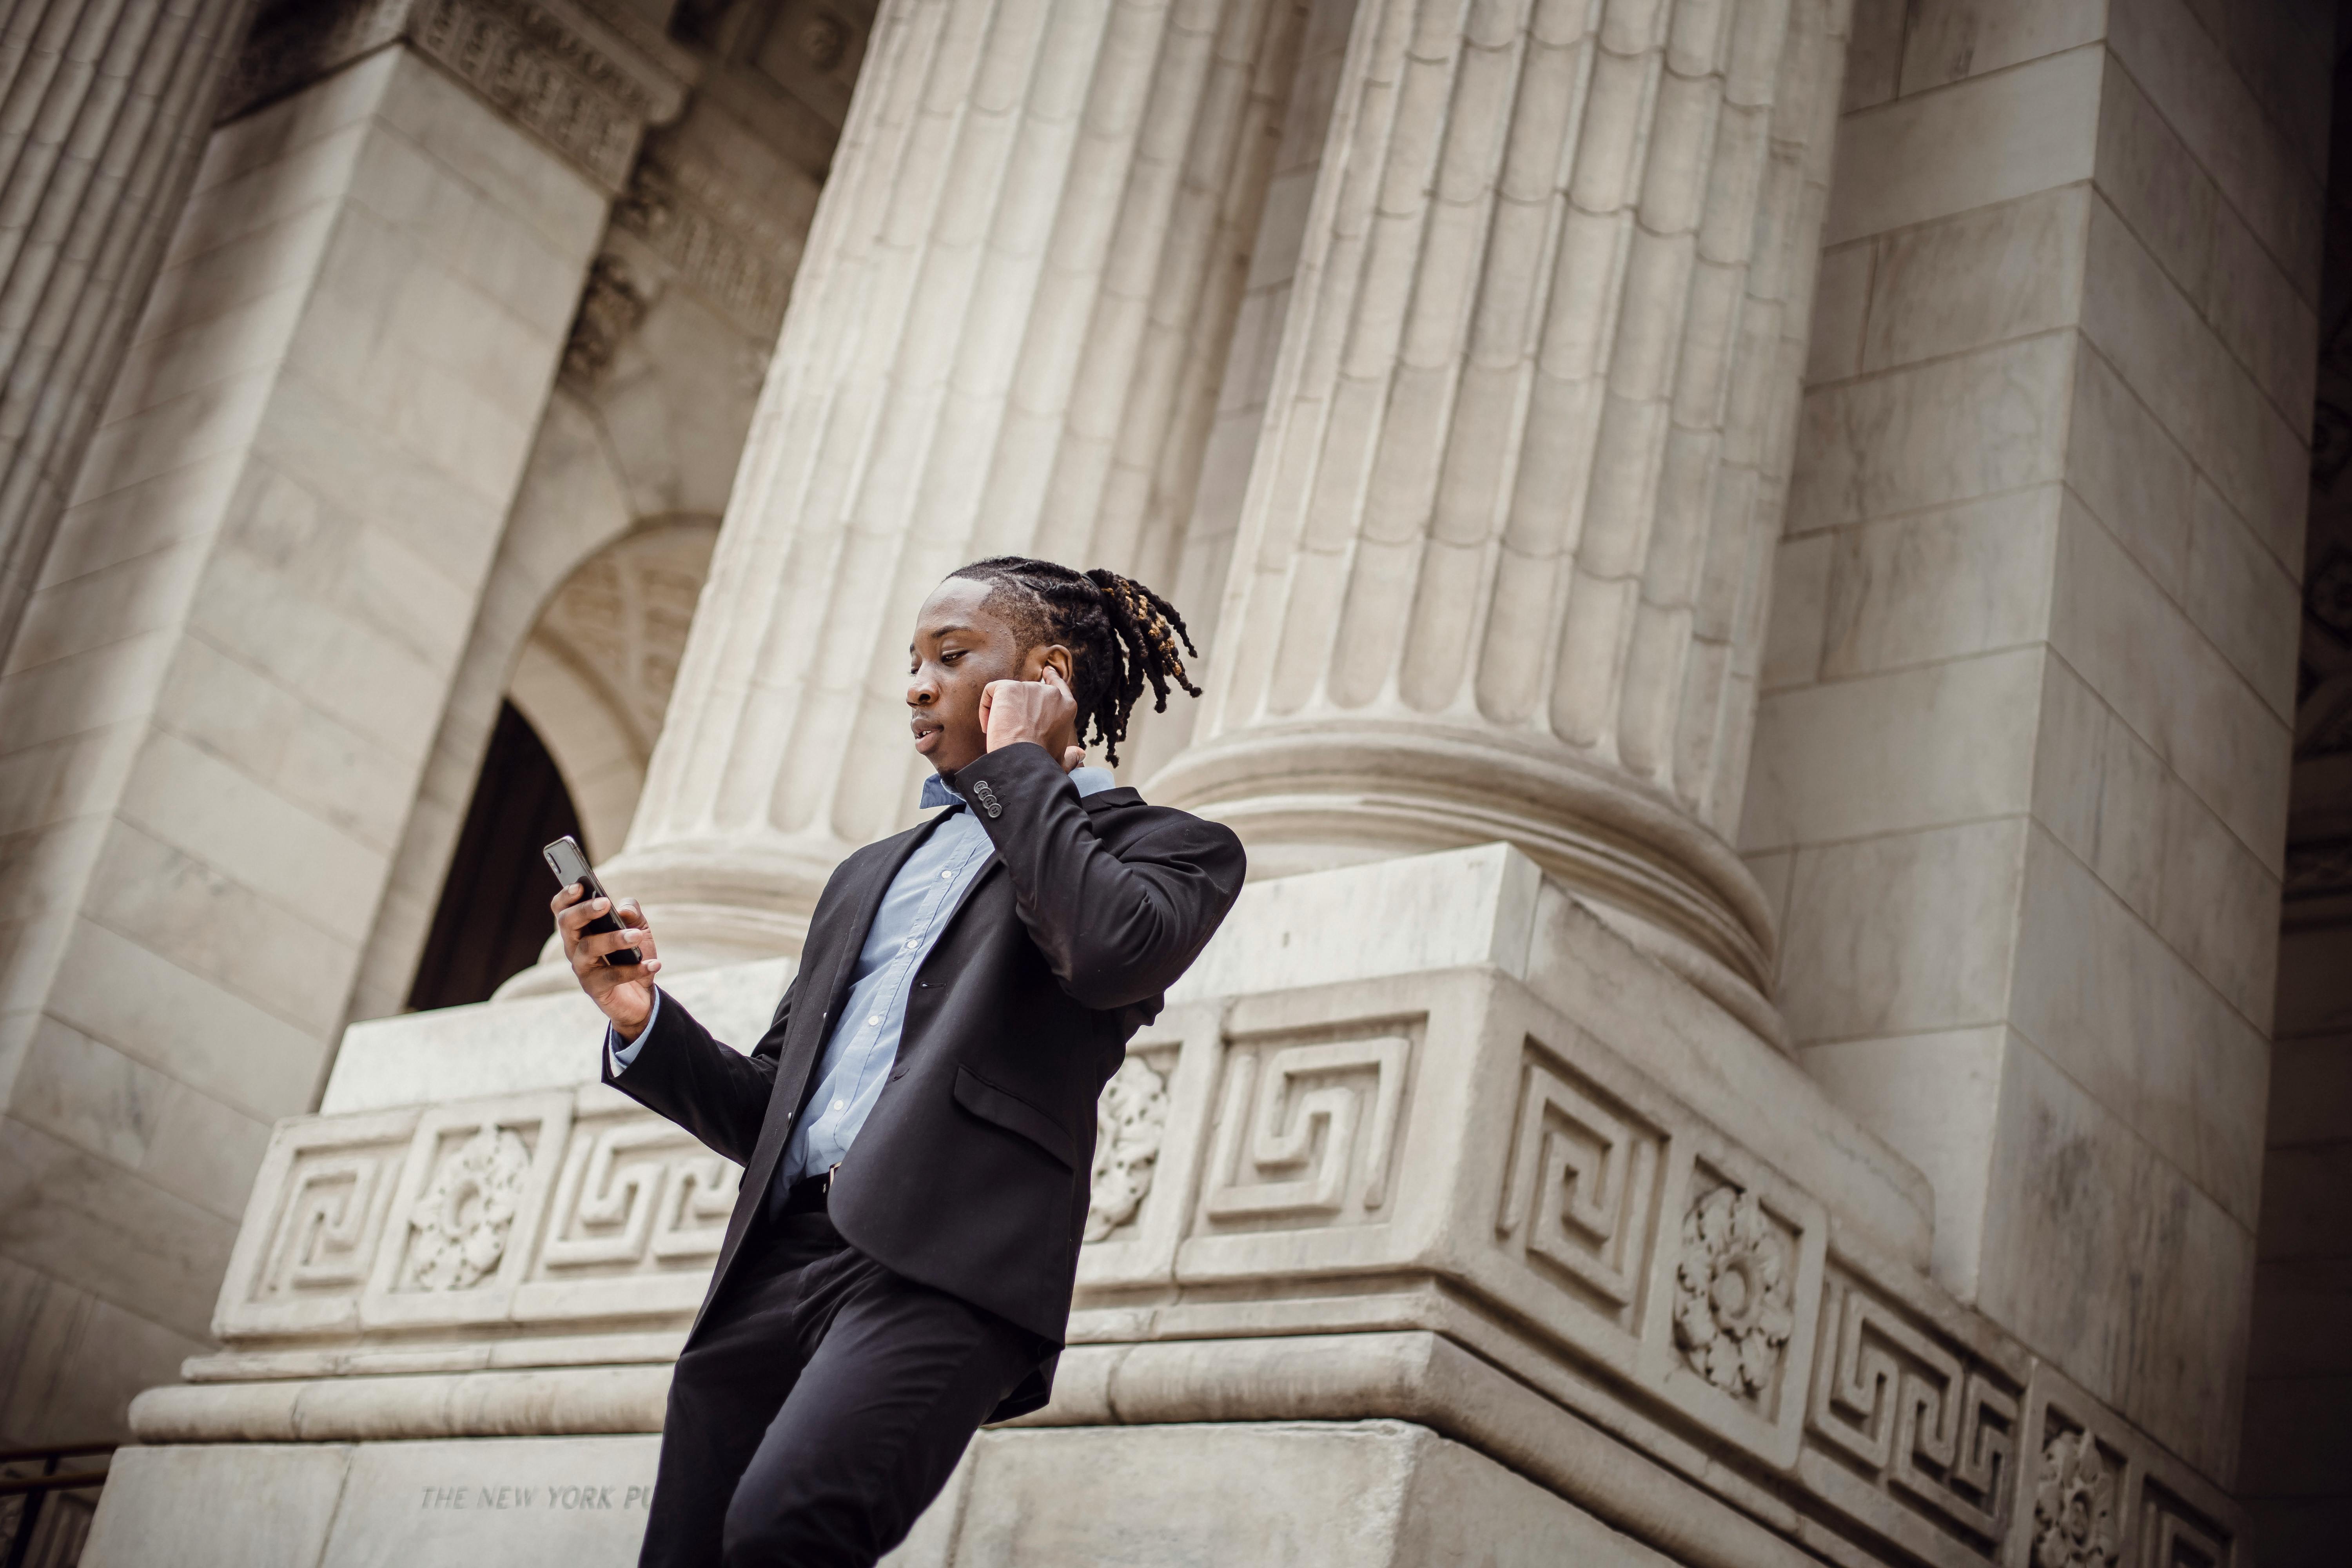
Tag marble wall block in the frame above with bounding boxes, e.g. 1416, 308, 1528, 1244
940, 1423, 1673, 1568
2048, 492, 2290, 872
2079, 194, 2306, 570
2098, 60, 2316, 434
1742, 644, 2043, 849
1798, 1027, 2007, 1296
1773, 817, 2028, 1047
1758, 0, 2318, 1470
1786, 330, 2074, 532
2106, 0, 2325, 298
1894, 0, 2108, 95
2063, 340, 2196, 594
1820, 45, 2100, 247
1858, 184, 2088, 372
82, 1444, 356, 1568
1974, 1040, 2257, 1482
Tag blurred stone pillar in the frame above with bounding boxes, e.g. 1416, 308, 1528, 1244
0, 0, 259, 669
599, 0, 1312, 969
1150, 0, 1853, 1042
0, 0, 683, 1443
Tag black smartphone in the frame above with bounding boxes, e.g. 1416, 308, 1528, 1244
543, 835, 641, 967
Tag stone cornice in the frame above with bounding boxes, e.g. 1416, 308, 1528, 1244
223, 0, 691, 191
613, 150, 797, 339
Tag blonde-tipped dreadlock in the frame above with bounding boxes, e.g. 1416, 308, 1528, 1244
949, 556, 1201, 766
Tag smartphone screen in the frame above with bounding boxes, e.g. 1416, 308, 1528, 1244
543, 836, 641, 967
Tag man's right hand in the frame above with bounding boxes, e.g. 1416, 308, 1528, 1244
553, 883, 662, 1040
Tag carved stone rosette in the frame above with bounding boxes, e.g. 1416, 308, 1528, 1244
2032, 1431, 2117, 1568
1673, 1185, 1796, 1398
1085, 1054, 1171, 1243
402, 1123, 532, 1291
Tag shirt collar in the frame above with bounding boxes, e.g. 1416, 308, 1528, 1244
921, 762, 1116, 809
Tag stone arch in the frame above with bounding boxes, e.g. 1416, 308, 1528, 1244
508, 517, 720, 860
343, 382, 732, 1024
344, 392, 637, 1023
335, 0, 864, 1026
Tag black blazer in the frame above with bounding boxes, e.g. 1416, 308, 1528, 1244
605, 741, 1245, 1418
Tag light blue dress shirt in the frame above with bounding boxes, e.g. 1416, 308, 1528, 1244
609, 764, 1116, 1192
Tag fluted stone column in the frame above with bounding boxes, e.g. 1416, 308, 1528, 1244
0, 0, 258, 666
600, 0, 1310, 967
1151, 0, 1852, 1036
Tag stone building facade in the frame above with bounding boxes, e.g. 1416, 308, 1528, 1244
0, 0, 2340, 1561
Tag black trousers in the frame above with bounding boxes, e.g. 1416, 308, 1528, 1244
639, 1210, 1043, 1568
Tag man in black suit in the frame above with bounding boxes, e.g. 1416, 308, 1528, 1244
552, 557, 1245, 1568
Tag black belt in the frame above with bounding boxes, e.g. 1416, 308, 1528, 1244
775, 1167, 836, 1217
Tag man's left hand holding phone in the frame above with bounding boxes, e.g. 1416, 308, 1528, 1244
545, 835, 662, 1043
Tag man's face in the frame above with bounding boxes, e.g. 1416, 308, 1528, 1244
907, 577, 1069, 775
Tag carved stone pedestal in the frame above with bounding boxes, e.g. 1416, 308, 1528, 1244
87, 848, 2245, 1568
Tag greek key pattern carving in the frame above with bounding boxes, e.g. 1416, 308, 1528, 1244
1203, 1037, 1408, 1224
205, 985, 2248, 1568
224, 1110, 419, 1334
272, 1154, 396, 1292
538, 1119, 739, 1272
1495, 1060, 1659, 1323
1806, 1276, 2018, 1549
217, 1090, 742, 1338
222, 1038, 1215, 1338
2133, 1482, 2227, 1568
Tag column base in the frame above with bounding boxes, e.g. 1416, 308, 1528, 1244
1149, 720, 1782, 1043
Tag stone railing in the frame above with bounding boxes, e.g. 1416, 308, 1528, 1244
137, 848, 2241, 1568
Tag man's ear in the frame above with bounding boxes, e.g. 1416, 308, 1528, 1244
1024, 643, 1074, 684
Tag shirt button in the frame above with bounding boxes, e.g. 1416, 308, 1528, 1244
831, 1100, 846, 1112
867, 1014, 882, 1026
904, 938, 918, 951
939, 869, 952, 879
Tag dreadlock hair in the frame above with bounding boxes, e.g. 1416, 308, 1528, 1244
948, 556, 1202, 766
